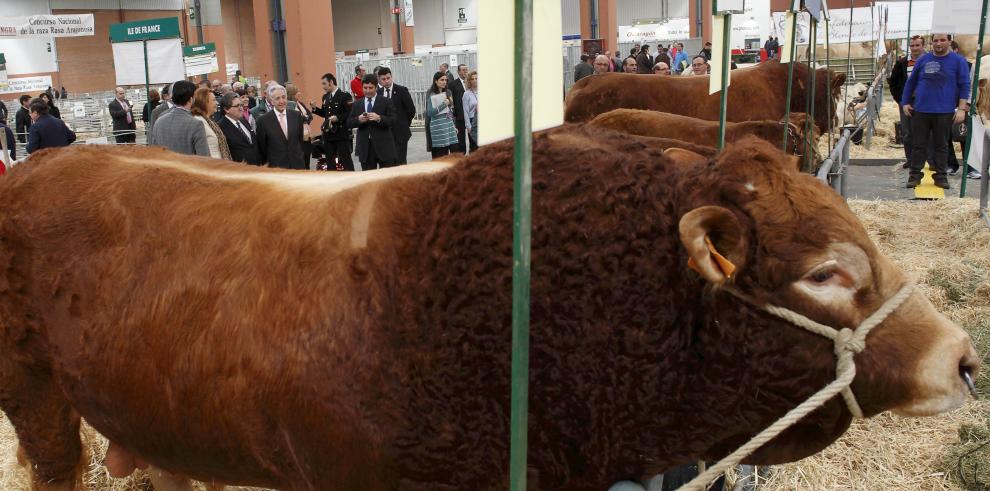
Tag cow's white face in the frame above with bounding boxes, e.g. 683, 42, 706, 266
786, 241, 979, 417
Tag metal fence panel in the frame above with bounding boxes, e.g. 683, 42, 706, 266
336, 52, 479, 125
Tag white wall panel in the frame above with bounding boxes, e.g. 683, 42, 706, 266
412, 0, 445, 46
562, 0, 580, 35
0, 0, 58, 75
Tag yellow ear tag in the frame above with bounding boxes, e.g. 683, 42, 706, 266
687, 236, 737, 279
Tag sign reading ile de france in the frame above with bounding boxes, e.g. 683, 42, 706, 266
109, 17, 181, 43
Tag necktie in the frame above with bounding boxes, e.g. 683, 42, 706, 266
386, 88, 391, 99
366, 98, 373, 113
278, 112, 287, 138
123, 100, 132, 124
237, 121, 251, 143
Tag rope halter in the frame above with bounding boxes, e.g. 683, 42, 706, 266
678, 282, 915, 491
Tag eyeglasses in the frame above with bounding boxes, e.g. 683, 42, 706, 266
230, 104, 243, 108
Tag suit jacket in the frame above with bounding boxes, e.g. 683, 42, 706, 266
15, 107, 31, 144
312, 89, 353, 142
218, 116, 262, 165
150, 106, 210, 156
108, 99, 137, 136
449, 77, 466, 122
379, 83, 415, 142
347, 96, 397, 163
256, 109, 306, 169
0, 123, 16, 160
250, 101, 271, 122
26, 114, 76, 154
148, 102, 173, 142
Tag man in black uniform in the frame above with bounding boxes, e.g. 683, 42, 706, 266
312, 73, 354, 171
376, 67, 416, 164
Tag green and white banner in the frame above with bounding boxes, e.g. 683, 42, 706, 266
183, 43, 218, 77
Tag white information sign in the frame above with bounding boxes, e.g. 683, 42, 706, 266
0, 14, 95, 38
112, 39, 185, 86
0, 74, 52, 95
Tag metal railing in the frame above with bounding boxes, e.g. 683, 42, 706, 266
816, 127, 853, 196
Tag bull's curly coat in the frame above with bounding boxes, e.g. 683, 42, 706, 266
0, 126, 972, 490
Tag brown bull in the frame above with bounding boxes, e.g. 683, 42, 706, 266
565, 60, 845, 134
0, 129, 978, 491
587, 109, 818, 161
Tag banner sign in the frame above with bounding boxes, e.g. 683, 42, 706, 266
183, 42, 218, 77
0, 75, 52, 95
404, 0, 415, 26
772, 7, 876, 44
112, 39, 185, 86
0, 14, 95, 38
618, 17, 691, 43
109, 17, 180, 43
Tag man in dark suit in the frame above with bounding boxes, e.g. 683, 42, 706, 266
448, 64, 468, 152
376, 67, 416, 165
217, 93, 262, 165
26, 98, 75, 153
15, 95, 32, 144
312, 72, 354, 171
347, 74, 397, 170
256, 84, 307, 169
108, 87, 137, 144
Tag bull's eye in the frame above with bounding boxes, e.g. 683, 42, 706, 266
810, 270, 835, 283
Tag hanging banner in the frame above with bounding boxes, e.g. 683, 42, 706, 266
773, 8, 876, 45
109, 17, 181, 43
112, 39, 185, 86
0, 14, 95, 38
404, 0, 415, 26
930, 0, 981, 35
0, 75, 52, 95
618, 17, 691, 43
876, 1, 934, 39
183, 42, 219, 77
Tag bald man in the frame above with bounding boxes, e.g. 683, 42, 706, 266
108, 86, 136, 143
593, 55, 610, 75
653, 62, 671, 75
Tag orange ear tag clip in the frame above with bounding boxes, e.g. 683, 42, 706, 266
687, 236, 737, 279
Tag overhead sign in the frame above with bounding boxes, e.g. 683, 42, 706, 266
183, 42, 218, 76
0, 14, 95, 38
619, 18, 691, 43
109, 17, 181, 43
0, 75, 52, 95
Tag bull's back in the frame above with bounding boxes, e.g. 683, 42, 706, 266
0, 146, 449, 487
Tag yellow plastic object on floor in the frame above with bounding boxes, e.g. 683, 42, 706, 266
914, 163, 945, 200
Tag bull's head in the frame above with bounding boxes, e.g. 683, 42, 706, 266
676, 139, 979, 460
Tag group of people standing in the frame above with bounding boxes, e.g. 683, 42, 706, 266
0, 89, 75, 163
138, 61, 479, 172
574, 41, 715, 82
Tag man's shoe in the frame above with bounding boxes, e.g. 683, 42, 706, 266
934, 179, 950, 189
968, 170, 983, 179
906, 178, 921, 188
948, 168, 959, 176
901, 161, 910, 169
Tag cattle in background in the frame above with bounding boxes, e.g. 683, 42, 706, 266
564, 60, 846, 135
587, 109, 817, 163
976, 55, 990, 123
0, 132, 978, 490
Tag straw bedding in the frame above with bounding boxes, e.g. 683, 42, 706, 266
0, 199, 987, 490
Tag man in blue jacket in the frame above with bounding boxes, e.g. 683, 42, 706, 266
27, 98, 76, 154
901, 33, 972, 189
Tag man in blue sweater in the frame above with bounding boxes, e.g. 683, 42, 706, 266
901, 33, 972, 189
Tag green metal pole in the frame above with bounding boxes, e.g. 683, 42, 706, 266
144, 39, 150, 144
961, 0, 988, 198
906, 0, 913, 49
717, 12, 732, 150
805, 19, 818, 171
509, 0, 533, 488
782, 11, 799, 151
843, 2, 854, 111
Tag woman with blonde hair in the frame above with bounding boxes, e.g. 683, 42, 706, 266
190, 87, 231, 160
462, 71, 479, 153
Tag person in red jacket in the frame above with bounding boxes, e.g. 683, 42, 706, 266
350, 65, 366, 99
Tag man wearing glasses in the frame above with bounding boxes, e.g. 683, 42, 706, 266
653, 62, 671, 75
217, 92, 262, 164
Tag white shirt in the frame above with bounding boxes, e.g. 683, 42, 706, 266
363, 96, 376, 113
380, 85, 393, 99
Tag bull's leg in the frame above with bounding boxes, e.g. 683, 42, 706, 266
0, 361, 83, 491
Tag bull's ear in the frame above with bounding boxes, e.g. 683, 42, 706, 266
679, 206, 746, 284
832, 73, 847, 90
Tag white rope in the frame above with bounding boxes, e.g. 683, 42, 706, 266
677, 283, 914, 491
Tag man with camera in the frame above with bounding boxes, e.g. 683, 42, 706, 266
312, 73, 354, 171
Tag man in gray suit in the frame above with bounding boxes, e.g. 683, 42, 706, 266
150, 80, 209, 156
147, 83, 173, 143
